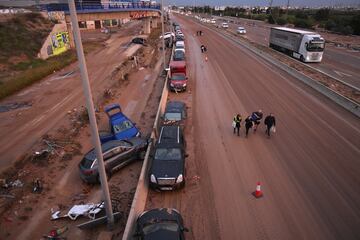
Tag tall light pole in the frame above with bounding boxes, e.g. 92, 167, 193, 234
161, 0, 166, 71
67, 0, 114, 228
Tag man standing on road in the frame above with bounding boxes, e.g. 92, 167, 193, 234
245, 116, 253, 137
233, 114, 242, 136
251, 110, 263, 132
264, 113, 276, 137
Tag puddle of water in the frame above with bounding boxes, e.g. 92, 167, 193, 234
0, 102, 32, 113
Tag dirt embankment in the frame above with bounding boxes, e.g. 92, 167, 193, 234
0, 25, 167, 240
0, 13, 53, 79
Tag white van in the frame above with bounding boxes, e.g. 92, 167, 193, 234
222, 22, 229, 28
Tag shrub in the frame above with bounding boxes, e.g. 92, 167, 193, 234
276, 17, 288, 25
294, 18, 314, 29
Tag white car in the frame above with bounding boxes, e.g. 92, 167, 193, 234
175, 41, 185, 52
160, 32, 175, 40
222, 22, 229, 28
237, 27, 246, 34
210, 19, 216, 24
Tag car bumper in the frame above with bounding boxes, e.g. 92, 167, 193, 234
79, 171, 98, 184
170, 85, 187, 92
150, 181, 184, 191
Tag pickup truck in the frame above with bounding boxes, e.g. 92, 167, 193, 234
99, 104, 140, 143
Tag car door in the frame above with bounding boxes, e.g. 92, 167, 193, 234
111, 146, 138, 172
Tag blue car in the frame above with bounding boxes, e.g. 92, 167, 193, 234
99, 104, 140, 143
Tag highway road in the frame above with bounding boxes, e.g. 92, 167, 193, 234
146, 14, 360, 240
213, 16, 360, 89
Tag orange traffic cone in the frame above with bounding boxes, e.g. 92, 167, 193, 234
253, 182, 263, 198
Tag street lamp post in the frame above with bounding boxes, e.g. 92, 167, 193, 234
161, 0, 166, 71
67, 0, 114, 228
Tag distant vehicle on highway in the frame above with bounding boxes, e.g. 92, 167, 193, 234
170, 59, 186, 76
79, 138, 148, 183
222, 22, 229, 28
149, 125, 186, 191
237, 26, 246, 34
173, 49, 185, 61
160, 31, 175, 40
269, 27, 325, 63
163, 101, 187, 121
210, 19, 216, 24
169, 72, 188, 92
134, 208, 188, 240
175, 41, 185, 52
99, 104, 140, 144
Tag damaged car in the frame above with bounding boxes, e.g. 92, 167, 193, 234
134, 208, 188, 240
79, 138, 148, 183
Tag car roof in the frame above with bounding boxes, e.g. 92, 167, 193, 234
137, 208, 182, 226
158, 125, 182, 144
166, 101, 185, 111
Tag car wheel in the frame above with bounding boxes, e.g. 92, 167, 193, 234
300, 55, 305, 62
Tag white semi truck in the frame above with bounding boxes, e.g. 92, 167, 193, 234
269, 27, 325, 63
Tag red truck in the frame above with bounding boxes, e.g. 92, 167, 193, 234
169, 60, 187, 92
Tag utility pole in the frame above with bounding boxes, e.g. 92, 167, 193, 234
286, 0, 290, 16
161, 0, 166, 71
67, 0, 114, 228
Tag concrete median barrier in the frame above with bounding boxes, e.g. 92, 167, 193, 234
122, 49, 173, 240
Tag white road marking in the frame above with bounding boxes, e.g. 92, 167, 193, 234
334, 70, 353, 77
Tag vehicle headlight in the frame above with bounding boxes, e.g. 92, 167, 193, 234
182, 83, 187, 87
176, 174, 183, 183
150, 174, 157, 183
136, 132, 141, 137
170, 83, 174, 87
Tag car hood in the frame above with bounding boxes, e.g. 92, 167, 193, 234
114, 127, 139, 140
144, 229, 180, 240
151, 160, 183, 178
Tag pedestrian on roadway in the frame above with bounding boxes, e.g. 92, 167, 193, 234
233, 114, 242, 136
200, 45, 205, 53
251, 109, 263, 132
264, 113, 276, 137
245, 116, 253, 137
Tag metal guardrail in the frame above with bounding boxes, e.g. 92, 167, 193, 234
122, 47, 173, 240
42, 3, 160, 13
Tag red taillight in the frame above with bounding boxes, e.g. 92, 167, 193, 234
83, 169, 95, 175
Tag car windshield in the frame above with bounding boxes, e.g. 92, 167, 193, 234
306, 41, 325, 52
80, 157, 94, 169
155, 148, 182, 160
173, 52, 185, 60
113, 120, 134, 134
143, 222, 179, 235
171, 75, 185, 81
165, 112, 182, 121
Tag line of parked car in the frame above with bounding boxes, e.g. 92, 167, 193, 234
78, 21, 190, 239
134, 21, 190, 240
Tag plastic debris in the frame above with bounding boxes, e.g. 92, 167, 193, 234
51, 202, 105, 221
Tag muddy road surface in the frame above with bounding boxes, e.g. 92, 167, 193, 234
145, 14, 360, 240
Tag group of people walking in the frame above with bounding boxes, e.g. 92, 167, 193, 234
232, 110, 276, 138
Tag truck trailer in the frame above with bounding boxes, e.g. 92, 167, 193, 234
269, 27, 325, 63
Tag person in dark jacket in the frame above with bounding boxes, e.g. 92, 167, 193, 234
264, 113, 276, 137
245, 116, 253, 137
251, 109, 263, 132
233, 114, 242, 136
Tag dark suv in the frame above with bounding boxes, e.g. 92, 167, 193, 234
149, 125, 185, 191
134, 208, 188, 240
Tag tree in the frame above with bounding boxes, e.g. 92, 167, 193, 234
315, 8, 330, 21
